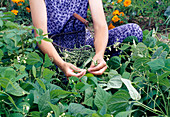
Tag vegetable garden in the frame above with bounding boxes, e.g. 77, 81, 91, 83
0, 0, 170, 117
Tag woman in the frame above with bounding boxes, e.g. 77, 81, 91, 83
29, 0, 143, 78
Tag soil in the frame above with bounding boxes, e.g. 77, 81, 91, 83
129, 16, 170, 43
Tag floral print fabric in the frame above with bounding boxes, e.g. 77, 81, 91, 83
45, 0, 143, 49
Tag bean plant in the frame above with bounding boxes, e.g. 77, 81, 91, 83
0, 6, 170, 117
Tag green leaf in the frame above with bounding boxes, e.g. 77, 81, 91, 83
0, 49, 3, 61
152, 46, 163, 59
68, 103, 96, 116
104, 75, 122, 90
92, 113, 100, 117
0, 19, 3, 27
48, 102, 60, 117
6, 33, 15, 38
43, 68, 55, 81
43, 54, 53, 67
30, 111, 41, 117
147, 59, 165, 71
32, 66, 36, 78
164, 59, 170, 71
119, 44, 130, 51
107, 56, 121, 69
168, 33, 170, 39
38, 90, 51, 114
36, 78, 46, 92
108, 70, 118, 79
107, 90, 130, 113
0, 91, 18, 109
26, 52, 42, 65
99, 103, 107, 116
83, 87, 94, 107
94, 86, 112, 109
50, 89, 77, 99
9, 113, 23, 117
5, 21, 18, 28
115, 110, 137, 117
6, 81, 29, 96
4, 68, 16, 80
121, 78, 141, 100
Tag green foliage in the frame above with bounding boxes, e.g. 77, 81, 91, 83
0, 4, 170, 117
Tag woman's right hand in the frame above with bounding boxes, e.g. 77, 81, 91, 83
61, 62, 86, 79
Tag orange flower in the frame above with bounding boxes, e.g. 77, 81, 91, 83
112, 2, 114, 5
124, 0, 131, 7
119, 12, 125, 16
112, 15, 120, 23
26, 7, 31, 13
11, 10, 18, 15
117, 0, 122, 3
17, 3, 22, 6
11, 0, 20, 4
120, 21, 124, 24
108, 23, 115, 30
112, 10, 119, 16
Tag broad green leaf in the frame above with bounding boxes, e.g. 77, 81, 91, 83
104, 75, 122, 90
152, 46, 163, 59
0, 49, 3, 61
6, 81, 29, 96
83, 87, 93, 107
5, 21, 18, 28
94, 86, 112, 109
36, 78, 46, 92
6, 33, 15, 38
108, 70, 118, 79
107, 56, 121, 69
115, 110, 137, 117
121, 78, 141, 100
147, 59, 165, 71
168, 33, 170, 39
68, 103, 96, 116
119, 44, 130, 51
4, 68, 16, 80
43, 54, 53, 67
43, 68, 55, 81
32, 66, 36, 78
164, 59, 170, 71
38, 90, 51, 114
143, 37, 156, 48
19, 65, 26, 72
133, 57, 150, 71
107, 90, 130, 113
0, 77, 9, 88
99, 103, 107, 116
48, 102, 60, 117
122, 72, 130, 79
0, 19, 3, 27
26, 52, 42, 65
50, 89, 77, 99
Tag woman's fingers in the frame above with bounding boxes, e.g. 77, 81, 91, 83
90, 65, 107, 75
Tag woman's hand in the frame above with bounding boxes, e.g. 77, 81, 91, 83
61, 62, 86, 79
88, 55, 107, 75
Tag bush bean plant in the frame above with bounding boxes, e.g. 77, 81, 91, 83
0, 7, 170, 117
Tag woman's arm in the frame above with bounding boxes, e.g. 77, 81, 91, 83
88, 0, 108, 75
29, 0, 86, 78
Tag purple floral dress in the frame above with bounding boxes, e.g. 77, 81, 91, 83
45, 0, 143, 49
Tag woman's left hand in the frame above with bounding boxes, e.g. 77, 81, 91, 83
88, 55, 107, 75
